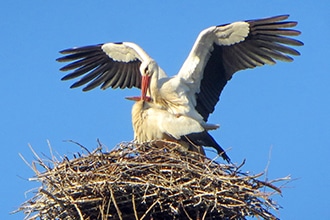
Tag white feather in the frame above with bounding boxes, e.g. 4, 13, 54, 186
132, 101, 204, 141
214, 21, 249, 46
59, 15, 301, 143
101, 42, 151, 63
155, 111, 204, 139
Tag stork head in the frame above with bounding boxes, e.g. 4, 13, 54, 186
140, 60, 158, 101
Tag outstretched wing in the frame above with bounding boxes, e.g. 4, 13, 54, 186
57, 42, 154, 91
178, 15, 303, 121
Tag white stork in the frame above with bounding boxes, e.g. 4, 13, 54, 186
126, 96, 231, 162
57, 15, 302, 160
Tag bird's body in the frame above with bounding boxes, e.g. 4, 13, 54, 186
57, 15, 303, 161
130, 98, 230, 161
131, 100, 199, 143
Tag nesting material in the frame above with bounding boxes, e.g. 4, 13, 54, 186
16, 141, 286, 220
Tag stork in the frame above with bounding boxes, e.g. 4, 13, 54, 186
57, 15, 303, 159
126, 95, 231, 162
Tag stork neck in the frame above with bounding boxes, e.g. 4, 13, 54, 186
149, 67, 161, 103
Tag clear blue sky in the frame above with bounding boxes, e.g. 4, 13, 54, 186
1, 1, 329, 219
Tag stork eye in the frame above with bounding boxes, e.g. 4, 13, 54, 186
145, 67, 151, 75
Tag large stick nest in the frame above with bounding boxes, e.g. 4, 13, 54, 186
16, 141, 287, 220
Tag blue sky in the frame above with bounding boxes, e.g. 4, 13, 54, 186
1, 1, 329, 219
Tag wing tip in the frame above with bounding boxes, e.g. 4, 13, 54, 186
82, 87, 91, 92
295, 39, 304, 46
56, 57, 66, 62
61, 75, 70, 81
59, 48, 75, 54
69, 81, 84, 89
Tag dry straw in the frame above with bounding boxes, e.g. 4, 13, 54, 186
15, 141, 288, 220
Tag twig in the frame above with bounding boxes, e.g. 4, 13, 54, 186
109, 186, 122, 220
132, 189, 139, 220
140, 199, 160, 220
64, 140, 91, 154
181, 203, 193, 220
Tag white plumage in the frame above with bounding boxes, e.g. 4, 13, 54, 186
131, 100, 204, 141
128, 97, 230, 161
57, 15, 303, 161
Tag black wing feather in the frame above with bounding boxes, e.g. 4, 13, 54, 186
195, 15, 303, 121
183, 131, 230, 163
195, 45, 228, 121
57, 44, 142, 91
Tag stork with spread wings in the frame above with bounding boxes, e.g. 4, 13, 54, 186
57, 15, 303, 162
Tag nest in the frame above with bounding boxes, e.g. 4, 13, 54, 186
16, 141, 287, 220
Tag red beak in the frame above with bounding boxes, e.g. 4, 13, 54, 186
125, 75, 151, 102
125, 96, 141, 101
141, 75, 150, 101
125, 96, 152, 102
